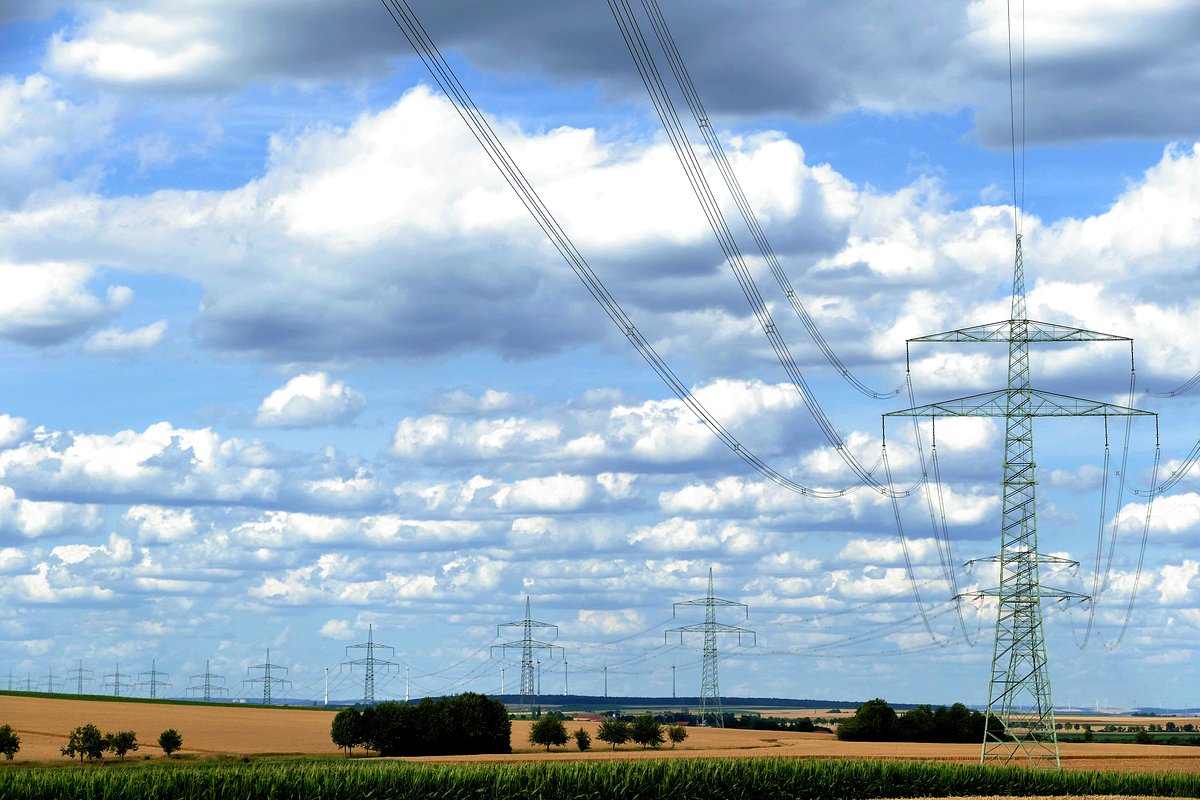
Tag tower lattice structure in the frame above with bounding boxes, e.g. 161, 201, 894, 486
344, 624, 399, 705
493, 598, 561, 714
67, 660, 93, 695
102, 663, 132, 698
886, 233, 1153, 767
243, 649, 292, 705
187, 660, 227, 702
665, 567, 754, 727
137, 659, 171, 699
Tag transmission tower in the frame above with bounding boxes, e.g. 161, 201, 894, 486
886, 234, 1153, 767
343, 624, 399, 705
492, 598, 562, 714
187, 660, 227, 702
39, 665, 60, 693
102, 663, 132, 698
665, 567, 754, 727
138, 659, 172, 699
243, 649, 292, 705
67, 660, 93, 695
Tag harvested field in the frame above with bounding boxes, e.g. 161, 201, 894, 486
3, 693, 1200, 779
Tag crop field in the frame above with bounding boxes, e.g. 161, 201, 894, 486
4, 692, 1200, 780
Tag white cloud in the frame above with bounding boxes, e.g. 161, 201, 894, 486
318, 618, 355, 640
255, 372, 366, 428
83, 319, 167, 354
0, 262, 130, 346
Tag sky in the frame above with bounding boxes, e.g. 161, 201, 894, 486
0, 0, 1199, 710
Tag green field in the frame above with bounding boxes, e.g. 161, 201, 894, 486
1, 757, 1200, 799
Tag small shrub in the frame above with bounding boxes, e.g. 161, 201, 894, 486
574, 728, 591, 751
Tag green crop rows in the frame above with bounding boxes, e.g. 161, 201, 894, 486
2, 756, 1200, 799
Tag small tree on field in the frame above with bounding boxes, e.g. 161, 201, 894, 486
0, 725, 20, 760
630, 714, 664, 749
1134, 729, 1154, 745
529, 715, 569, 751
573, 727, 591, 751
667, 725, 688, 748
597, 719, 631, 751
105, 730, 138, 760
158, 729, 183, 757
62, 723, 107, 761
331, 708, 363, 756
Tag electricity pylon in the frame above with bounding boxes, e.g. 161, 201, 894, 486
493, 598, 562, 714
102, 663, 132, 698
138, 659, 171, 699
187, 660, 227, 701
665, 567, 754, 727
244, 649, 292, 705
886, 233, 1154, 767
344, 624, 399, 705
67, 660, 93, 695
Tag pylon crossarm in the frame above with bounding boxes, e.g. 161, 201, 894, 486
674, 598, 747, 610
911, 319, 1131, 343
886, 388, 1153, 418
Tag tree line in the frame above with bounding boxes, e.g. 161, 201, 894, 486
527, 712, 688, 751
331, 693, 510, 756
836, 698, 993, 743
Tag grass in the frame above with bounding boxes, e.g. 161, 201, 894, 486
1, 756, 1200, 799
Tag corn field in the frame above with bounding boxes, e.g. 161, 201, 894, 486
2, 757, 1200, 799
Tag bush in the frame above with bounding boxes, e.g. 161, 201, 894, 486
529, 716, 568, 751
0, 725, 19, 760
574, 728, 591, 751
158, 728, 183, 757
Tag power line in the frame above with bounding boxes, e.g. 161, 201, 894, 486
343, 624, 399, 705
492, 597, 562, 714
186, 660, 227, 702
137, 659, 171, 700
243, 649, 292, 705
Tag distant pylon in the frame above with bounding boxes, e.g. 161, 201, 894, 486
886, 233, 1154, 767
493, 597, 562, 714
665, 567, 754, 727
243, 649, 292, 705
67, 660, 93, 695
102, 663, 132, 697
138, 659, 171, 699
187, 660, 227, 702
343, 624, 399, 705
39, 665, 59, 693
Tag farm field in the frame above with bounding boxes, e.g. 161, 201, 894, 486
3, 693, 1200, 777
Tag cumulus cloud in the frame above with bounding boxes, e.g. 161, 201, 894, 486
255, 372, 366, 429
0, 262, 131, 346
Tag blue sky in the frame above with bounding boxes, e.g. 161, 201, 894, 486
0, 0, 1199, 710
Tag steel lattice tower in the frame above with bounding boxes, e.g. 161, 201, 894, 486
665, 568, 754, 727
493, 598, 561, 714
187, 660, 227, 702
102, 663, 132, 698
887, 233, 1153, 767
344, 624, 399, 705
137, 659, 171, 699
67, 660, 93, 695
243, 649, 292, 705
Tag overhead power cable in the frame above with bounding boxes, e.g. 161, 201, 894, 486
607, 0, 918, 498
638, 0, 903, 401
378, 0, 916, 499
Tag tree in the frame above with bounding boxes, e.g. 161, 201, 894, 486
597, 719, 631, 750
529, 715, 569, 751
1134, 729, 1154, 745
573, 727, 591, 751
353, 694, 511, 757
0, 725, 19, 760
667, 725, 688, 748
105, 730, 139, 760
158, 729, 183, 757
630, 714, 665, 749
62, 723, 107, 761
331, 708, 363, 756
837, 698, 897, 742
